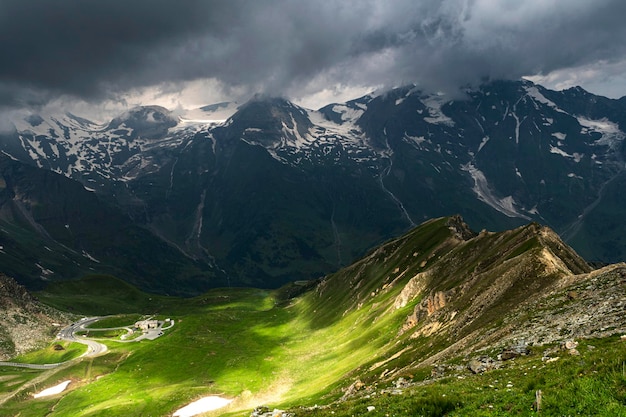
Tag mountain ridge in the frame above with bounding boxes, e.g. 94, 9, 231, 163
3, 215, 623, 416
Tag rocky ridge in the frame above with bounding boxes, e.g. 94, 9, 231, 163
501, 262, 626, 346
306, 216, 623, 389
295, 216, 625, 414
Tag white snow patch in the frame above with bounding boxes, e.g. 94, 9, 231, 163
511, 113, 526, 144
568, 173, 583, 179
549, 146, 584, 162
577, 117, 625, 150
499, 197, 519, 216
280, 114, 312, 148
422, 94, 454, 126
477, 136, 490, 153
82, 251, 100, 263
33, 380, 71, 398
331, 104, 364, 123
145, 110, 157, 123
552, 132, 566, 140
35, 263, 53, 277
173, 396, 233, 417
1, 151, 18, 161
395, 97, 405, 106
577, 117, 620, 133
307, 109, 367, 144
461, 163, 529, 219
525, 86, 567, 114
549, 146, 570, 158
403, 133, 428, 148
178, 118, 226, 126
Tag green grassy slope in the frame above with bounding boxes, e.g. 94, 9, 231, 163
1, 216, 622, 416
34, 274, 176, 315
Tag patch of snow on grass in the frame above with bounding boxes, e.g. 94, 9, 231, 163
33, 380, 71, 398
552, 132, 566, 140
173, 396, 233, 417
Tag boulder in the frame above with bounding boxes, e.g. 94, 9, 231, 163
562, 340, 578, 350
498, 350, 519, 361
498, 340, 530, 360
468, 355, 499, 374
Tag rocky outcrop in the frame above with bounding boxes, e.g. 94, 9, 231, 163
0, 274, 74, 360
250, 406, 291, 417
394, 271, 430, 309
446, 215, 477, 241
499, 263, 626, 347
399, 290, 447, 335
468, 355, 500, 374
0, 275, 36, 308
424, 292, 446, 315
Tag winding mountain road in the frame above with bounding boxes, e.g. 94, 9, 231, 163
57, 317, 109, 356
0, 316, 172, 407
0, 317, 110, 406
0, 317, 108, 370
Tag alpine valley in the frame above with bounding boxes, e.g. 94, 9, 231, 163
0, 216, 624, 416
1, 79, 626, 294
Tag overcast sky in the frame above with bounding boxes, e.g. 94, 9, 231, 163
1, 0, 626, 119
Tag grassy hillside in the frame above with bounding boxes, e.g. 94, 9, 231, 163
0, 216, 623, 416
34, 274, 175, 315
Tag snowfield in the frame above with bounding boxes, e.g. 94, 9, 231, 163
33, 380, 71, 398
173, 396, 233, 417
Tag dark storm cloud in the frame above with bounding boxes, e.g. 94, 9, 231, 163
1, 0, 626, 108
0, 0, 240, 105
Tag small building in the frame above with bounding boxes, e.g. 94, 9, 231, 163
135, 320, 159, 330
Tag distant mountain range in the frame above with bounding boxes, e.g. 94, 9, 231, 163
1, 79, 625, 292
